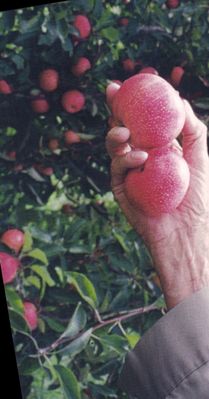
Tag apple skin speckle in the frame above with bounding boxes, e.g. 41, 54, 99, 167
112, 73, 185, 149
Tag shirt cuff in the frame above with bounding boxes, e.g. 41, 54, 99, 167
119, 287, 209, 399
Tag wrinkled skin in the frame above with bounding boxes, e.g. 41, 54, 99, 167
106, 84, 209, 309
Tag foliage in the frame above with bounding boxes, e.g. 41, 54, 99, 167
0, 0, 209, 398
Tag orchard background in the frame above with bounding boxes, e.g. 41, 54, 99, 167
0, 0, 209, 398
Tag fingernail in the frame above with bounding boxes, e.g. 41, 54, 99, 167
131, 151, 148, 161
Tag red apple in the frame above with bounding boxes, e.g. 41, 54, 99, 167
39, 69, 59, 92
170, 66, 185, 87
118, 18, 129, 26
71, 57, 91, 77
48, 138, 59, 151
73, 15, 91, 40
0, 252, 20, 284
41, 167, 54, 176
111, 73, 185, 149
23, 302, 38, 331
0, 80, 12, 94
122, 59, 136, 72
62, 204, 74, 215
61, 90, 85, 113
166, 0, 180, 9
31, 98, 49, 113
1, 229, 25, 253
14, 164, 23, 172
124, 146, 190, 216
7, 151, 16, 160
139, 67, 159, 75
64, 130, 81, 145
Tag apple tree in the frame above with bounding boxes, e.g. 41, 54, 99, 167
0, 1, 208, 398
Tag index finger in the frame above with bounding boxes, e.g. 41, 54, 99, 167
106, 127, 131, 158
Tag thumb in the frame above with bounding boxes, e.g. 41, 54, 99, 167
106, 82, 121, 109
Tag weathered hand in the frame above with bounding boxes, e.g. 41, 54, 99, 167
106, 85, 209, 308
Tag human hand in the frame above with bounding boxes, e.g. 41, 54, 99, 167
106, 84, 209, 309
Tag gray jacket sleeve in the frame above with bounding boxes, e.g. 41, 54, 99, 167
119, 287, 209, 399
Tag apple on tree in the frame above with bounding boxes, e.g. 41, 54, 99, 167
23, 301, 38, 331
122, 59, 136, 72
0, 80, 13, 94
31, 97, 50, 113
71, 57, 91, 77
64, 130, 81, 145
170, 66, 185, 88
1, 229, 25, 253
166, 0, 180, 8
73, 15, 91, 40
39, 69, 59, 92
0, 252, 20, 284
48, 138, 59, 151
61, 90, 85, 113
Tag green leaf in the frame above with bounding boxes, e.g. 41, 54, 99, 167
57, 328, 93, 359
19, 357, 40, 376
55, 366, 81, 399
5, 286, 24, 313
28, 248, 48, 265
67, 272, 98, 309
194, 97, 209, 110
101, 27, 119, 41
22, 230, 33, 252
126, 331, 141, 349
112, 230, 129, 253
61, 302, 87, 339
8, 309, 28, 332
44, 317, 65, 333
25, 275, 41, 289
31, 265, 55, 287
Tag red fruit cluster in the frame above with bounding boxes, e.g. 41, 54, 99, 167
107, 73, 190, 216
30, 15, 91, 115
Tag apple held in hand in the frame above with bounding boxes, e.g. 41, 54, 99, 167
0, 252, 20, 284
111, 73, 185, 149
124, 147, 190, 217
